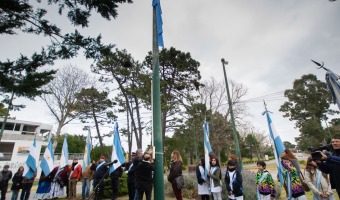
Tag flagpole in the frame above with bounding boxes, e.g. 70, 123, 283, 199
152, 5, 164, 200
221, 59, 242, 170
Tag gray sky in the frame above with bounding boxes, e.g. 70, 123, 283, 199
1, 0, 340, 150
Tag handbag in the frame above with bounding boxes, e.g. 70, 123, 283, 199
174, 175, 185, 189
299, 171, 310, 192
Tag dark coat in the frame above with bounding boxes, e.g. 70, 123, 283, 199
196, 165, 205, 185
10, 171, 23, 190
318, 150, 340, 192
93, 162, 109, 180
0, 170, 12, 188
136, 161, 154, 191
167, 160, 182, 184
225, 170, 243, 197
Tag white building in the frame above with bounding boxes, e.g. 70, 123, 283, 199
0, 118, 52, 174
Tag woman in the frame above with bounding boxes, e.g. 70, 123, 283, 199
168, 150, 183, 200
196, 158, 210, 200
304, 157, 335, 200
11, 166, 24, 200
208, 158, 222, 200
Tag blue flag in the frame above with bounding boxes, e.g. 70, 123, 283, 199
83, 128, 92, 172
203, 121, 212, 180
152, 0, 164, 47
23, 135, 37, 179
110, 122, 125, 174
40, 136, 54, 176
60, 136, 69, 168
263, 111, 285, 186
325, 70, 340, 111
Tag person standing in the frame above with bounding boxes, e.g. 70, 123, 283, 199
126, 152, 136, 200
92, 156, 109, 200
135, 153, 154, 200
49, 165, 70, 199
225, 160, 244, 200
196, 158, 210, 200
82, 162, 94, 200
1, 165, 13, 200
256, 161, 276, 200
68, 158, 82, 199
11, 166, 24, 200
208, 158, 222, 200
110, 164, 123, 200
280, 152, 307, 200
20, 173, 36, 200
35, 171, 52, 199
317, 134, 340, 198
305, 157, 335, 200
167, 150, 183, 200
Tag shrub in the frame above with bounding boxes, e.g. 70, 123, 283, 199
102, 173, 128, 198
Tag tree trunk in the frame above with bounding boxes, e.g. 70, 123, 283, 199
92, 109, 104, 154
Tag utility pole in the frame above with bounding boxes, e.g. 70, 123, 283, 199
221, 59, 242, 170
152, 5, 164, 199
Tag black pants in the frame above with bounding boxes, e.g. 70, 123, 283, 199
137, 188, 152, 200
93, 179, 104, 200
127, 182, 135, 200
110, 177, 119, 200
1, 185, 8, 200
200, 195, 209, 200
20, 183, 33, 200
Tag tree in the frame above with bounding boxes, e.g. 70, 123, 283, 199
41, 65, 92, 143
0, 0, 132, 140
75, 87, 116, 153
244, 134, 260, 161
283, 141, 296, 149
280, 74, 336, 149
280, 74, 334, 128
54, 134, 86, 154
144, 47, 203, 143
0, 103, 7, 117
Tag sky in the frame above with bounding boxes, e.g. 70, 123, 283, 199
1, 0, 340, 151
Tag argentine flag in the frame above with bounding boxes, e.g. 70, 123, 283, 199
82, 128, 92, 172
203, 121, 212, 180
59, 136, 69, 168
40, 136, 55, 176
326, 70, 340, 111
110, 122, 125, 174
23, 135, 37, 179
263, 111, 285, 186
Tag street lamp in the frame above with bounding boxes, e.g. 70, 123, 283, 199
221, 58, 243, 170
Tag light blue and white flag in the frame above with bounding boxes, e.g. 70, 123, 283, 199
152, 0, 164, 47
203, 121, 212, 180
326, 70, 340, 111
59, 136, 69, 168
23, 135, 37, 179
83, 128, 92, 172
110, 122, 125, 174
263, 111, 285, 186
40, 136, 54, 176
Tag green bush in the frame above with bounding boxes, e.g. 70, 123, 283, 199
299, 160, 306, 165
102, 173, 128, 198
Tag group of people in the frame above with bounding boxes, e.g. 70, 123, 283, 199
193, 135, 340, 200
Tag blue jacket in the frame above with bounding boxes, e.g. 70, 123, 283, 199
225, 170, 243, 197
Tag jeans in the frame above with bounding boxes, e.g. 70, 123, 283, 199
1, 185, 8, 200
11, 190, 19, 200
82, 178, 91, 199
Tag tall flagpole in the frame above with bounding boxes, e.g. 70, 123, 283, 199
152, 5, 164, 200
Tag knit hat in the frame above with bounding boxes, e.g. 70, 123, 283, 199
4, 165, 9, 169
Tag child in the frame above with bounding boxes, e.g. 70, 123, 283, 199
208, 157, 222, 200
256, 161, 276, 200
280, 151, 307, 200
225, 160, 243, 200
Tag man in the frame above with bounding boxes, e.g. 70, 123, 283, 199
318, 134, 340, 198
0, 165, 12, 200
69, 158, 82, 199
82, 162, 94, 200
130, 149, 143, 200
92, 156, 109, 200
126, 152, 136, 200
135, 153, 154, 200
110, 165, 123, 200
